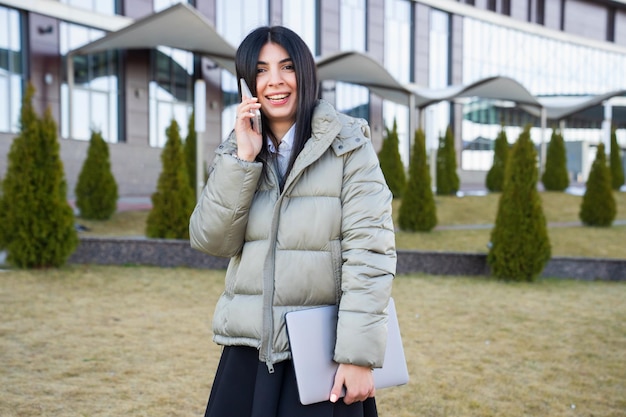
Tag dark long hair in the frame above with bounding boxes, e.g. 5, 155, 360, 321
235, 26, 318, 182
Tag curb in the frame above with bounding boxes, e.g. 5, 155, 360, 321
65, 237, 626, 281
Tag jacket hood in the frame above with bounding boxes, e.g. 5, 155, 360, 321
311, 100, 371, 157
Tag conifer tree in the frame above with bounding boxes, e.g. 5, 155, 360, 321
75, 129, 118, 220
0, 175, 3, 250
609, 126, 625, 190
486, 126, 509, 192
398, 128, 437, 232
146, 119, 195, 239
580, 142, 616, 227
541, 127, 569, 191
378, 119, 406, 198
0, 83, 78, 268
0, 175, 3, 251
488, 124, 551, 282
184, 111, 197, 197
436, 126, 460, 195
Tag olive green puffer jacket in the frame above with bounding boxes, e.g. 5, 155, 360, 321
189, 100, 396, 371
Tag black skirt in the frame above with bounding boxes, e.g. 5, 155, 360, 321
204, 346, 378, 417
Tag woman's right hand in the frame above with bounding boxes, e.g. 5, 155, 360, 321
330, 363, 375, 405
234, 97, 263, 161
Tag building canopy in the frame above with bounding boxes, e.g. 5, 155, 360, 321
69, 2, 237, 74
69, 2, 626, 127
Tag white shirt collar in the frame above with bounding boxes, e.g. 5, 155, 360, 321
267, 124, 296, 180
267, 124, 296, 154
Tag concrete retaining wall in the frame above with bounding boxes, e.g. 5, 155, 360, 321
68, 237, 626, 281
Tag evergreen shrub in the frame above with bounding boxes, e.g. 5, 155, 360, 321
436, 126, 460, 195
487, 124, 551, 282
0, 83, 78, 268
378, 119, 406, 198
185, 111, 197, 198
75, 129, 118, 220
146, 119, 195, 239
580, 143, 616, 227
398, 128, 437, 232
609, 127, 625, 190
541, 127, 569, 191
486, 126, 509, 192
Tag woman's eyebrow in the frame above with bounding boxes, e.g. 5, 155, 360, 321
257, 57, 293, 65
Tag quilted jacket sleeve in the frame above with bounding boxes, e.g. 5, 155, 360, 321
189, 136, 263, 258
333, 128, 397, 368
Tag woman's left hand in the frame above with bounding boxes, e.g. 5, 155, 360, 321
330, 363, 375, 405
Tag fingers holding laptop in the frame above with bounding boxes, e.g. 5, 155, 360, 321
330, 363, 376, 405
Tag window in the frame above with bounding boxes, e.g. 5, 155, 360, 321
502, 0, 511, 16
61, 0, 116, 15
536, 0, 545, 25
607, 7, 616, 42
461, 16, 626, 168
217, 0, 269, 140
146, 0, 194, 147
383, 0, 411, 166
283, 0, 317, 55
337, 0, 369, 120
428, 10, 451, 153
154, 0, 188, 13
0, 6, 23, 134
340, 0, 365, 52
60, 22, 119, 142
149, 47, 194, 147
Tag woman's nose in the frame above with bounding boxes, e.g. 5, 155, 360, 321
268, 69, 285, 86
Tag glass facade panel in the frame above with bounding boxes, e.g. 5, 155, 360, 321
461, 16, 626, 170
149, 46, 193, 147
61, 0, 116, 15
384, 0, 411, 83
149, 82, 190, 148
283, 0, 317, 55
91, 91, 109, 139
427, 9, 451, 152
217, 0, 268, 140
73, 88, 90, 139
217, 0, 268, 47
147, 1, 194, 147
337, 0, 369, 120
336, 83, 369, 120
9, 74, 21, 131
340, 0, 365, 51
463, 18, 626, 94
0, 6, 22, 133
154, 0, 189, 13
383, 0, 411, 165
60, 21, 119, 142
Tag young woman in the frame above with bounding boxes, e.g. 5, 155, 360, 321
189, 25, 396, 417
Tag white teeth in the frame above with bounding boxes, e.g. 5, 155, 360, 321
268, 94, 288, 100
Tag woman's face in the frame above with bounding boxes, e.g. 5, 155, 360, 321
256, 42, 298, 134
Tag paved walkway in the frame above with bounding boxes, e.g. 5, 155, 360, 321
68, 196, 153, 213
115, 196, 153, 212
436, 219, 626, 230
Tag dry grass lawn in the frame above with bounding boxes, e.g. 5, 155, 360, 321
1, 266, 625, 417
77, 191, 626, 259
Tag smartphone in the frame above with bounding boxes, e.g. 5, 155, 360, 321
240, 78, 262, 135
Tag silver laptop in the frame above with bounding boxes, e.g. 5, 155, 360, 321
285, 297, 409, 405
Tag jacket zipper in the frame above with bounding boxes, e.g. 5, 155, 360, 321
260, 164, 283, 373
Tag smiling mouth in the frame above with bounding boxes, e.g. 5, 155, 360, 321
267, 93, 290, 102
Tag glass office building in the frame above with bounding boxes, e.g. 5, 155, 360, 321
1, 0, 625, 196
